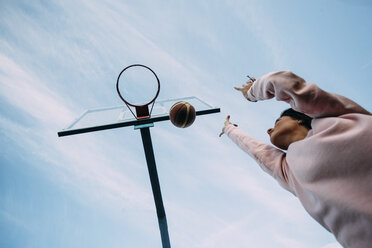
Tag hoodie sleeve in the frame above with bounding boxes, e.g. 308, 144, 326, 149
224, 124, 296, 195
247, 71, 371, 118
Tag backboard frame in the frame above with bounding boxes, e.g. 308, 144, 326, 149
58, 96, 220, 137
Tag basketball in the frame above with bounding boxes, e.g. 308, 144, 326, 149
169, 101, 196, 128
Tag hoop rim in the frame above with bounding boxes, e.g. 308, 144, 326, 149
116, 64, 160, 107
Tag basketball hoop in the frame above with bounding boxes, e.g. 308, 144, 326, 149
116, 64, 160, 119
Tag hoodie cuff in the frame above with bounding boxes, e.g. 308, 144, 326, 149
246, 89, 258, 102
224, 123, 238, 135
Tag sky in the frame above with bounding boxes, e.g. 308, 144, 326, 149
0, 0, 371, 247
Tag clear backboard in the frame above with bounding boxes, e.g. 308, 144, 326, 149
58, 96, 220, 137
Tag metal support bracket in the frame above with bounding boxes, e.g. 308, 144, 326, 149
134, 123, 154, 130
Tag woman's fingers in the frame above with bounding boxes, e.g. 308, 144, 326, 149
220, 116, 229, 137
220, 115, 237, 137
235, 84, 251, 90
225, 115, 231, 125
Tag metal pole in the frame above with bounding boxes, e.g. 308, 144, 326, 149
139, 127, 171, 248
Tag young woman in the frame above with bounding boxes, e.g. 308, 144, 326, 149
222, 71, 372, 248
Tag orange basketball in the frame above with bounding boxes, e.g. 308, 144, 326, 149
169, 101, 196, 128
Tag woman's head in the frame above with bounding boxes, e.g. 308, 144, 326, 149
267, 108, 312, 150
278, 108, 312, 129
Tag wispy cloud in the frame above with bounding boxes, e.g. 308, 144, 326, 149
361, 59, 372, 70
0, 54, 75, 125
321, 242, 342, 248
0, 53, 153, 212
274, 234, 311, 248
226, 0, 289, 68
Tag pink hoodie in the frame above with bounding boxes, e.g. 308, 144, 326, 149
225, 71, 372, 248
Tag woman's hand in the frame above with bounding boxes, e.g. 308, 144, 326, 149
219, 115, 237, 137
234, 76, 255, 98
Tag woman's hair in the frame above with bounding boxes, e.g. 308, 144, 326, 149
278, 108, 312, 129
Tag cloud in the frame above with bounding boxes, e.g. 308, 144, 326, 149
195, 215, 314, 248
225, 0, 289, 68
361, 59, 372, 70
196, 216, 257, 248
274, 234, 311, 248
0, 53, 153, 212
0, 53, 75, 125
321, 242, 342, 248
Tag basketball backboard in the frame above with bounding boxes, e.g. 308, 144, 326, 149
58, 96, 220, 137
58, 64, 221, 248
